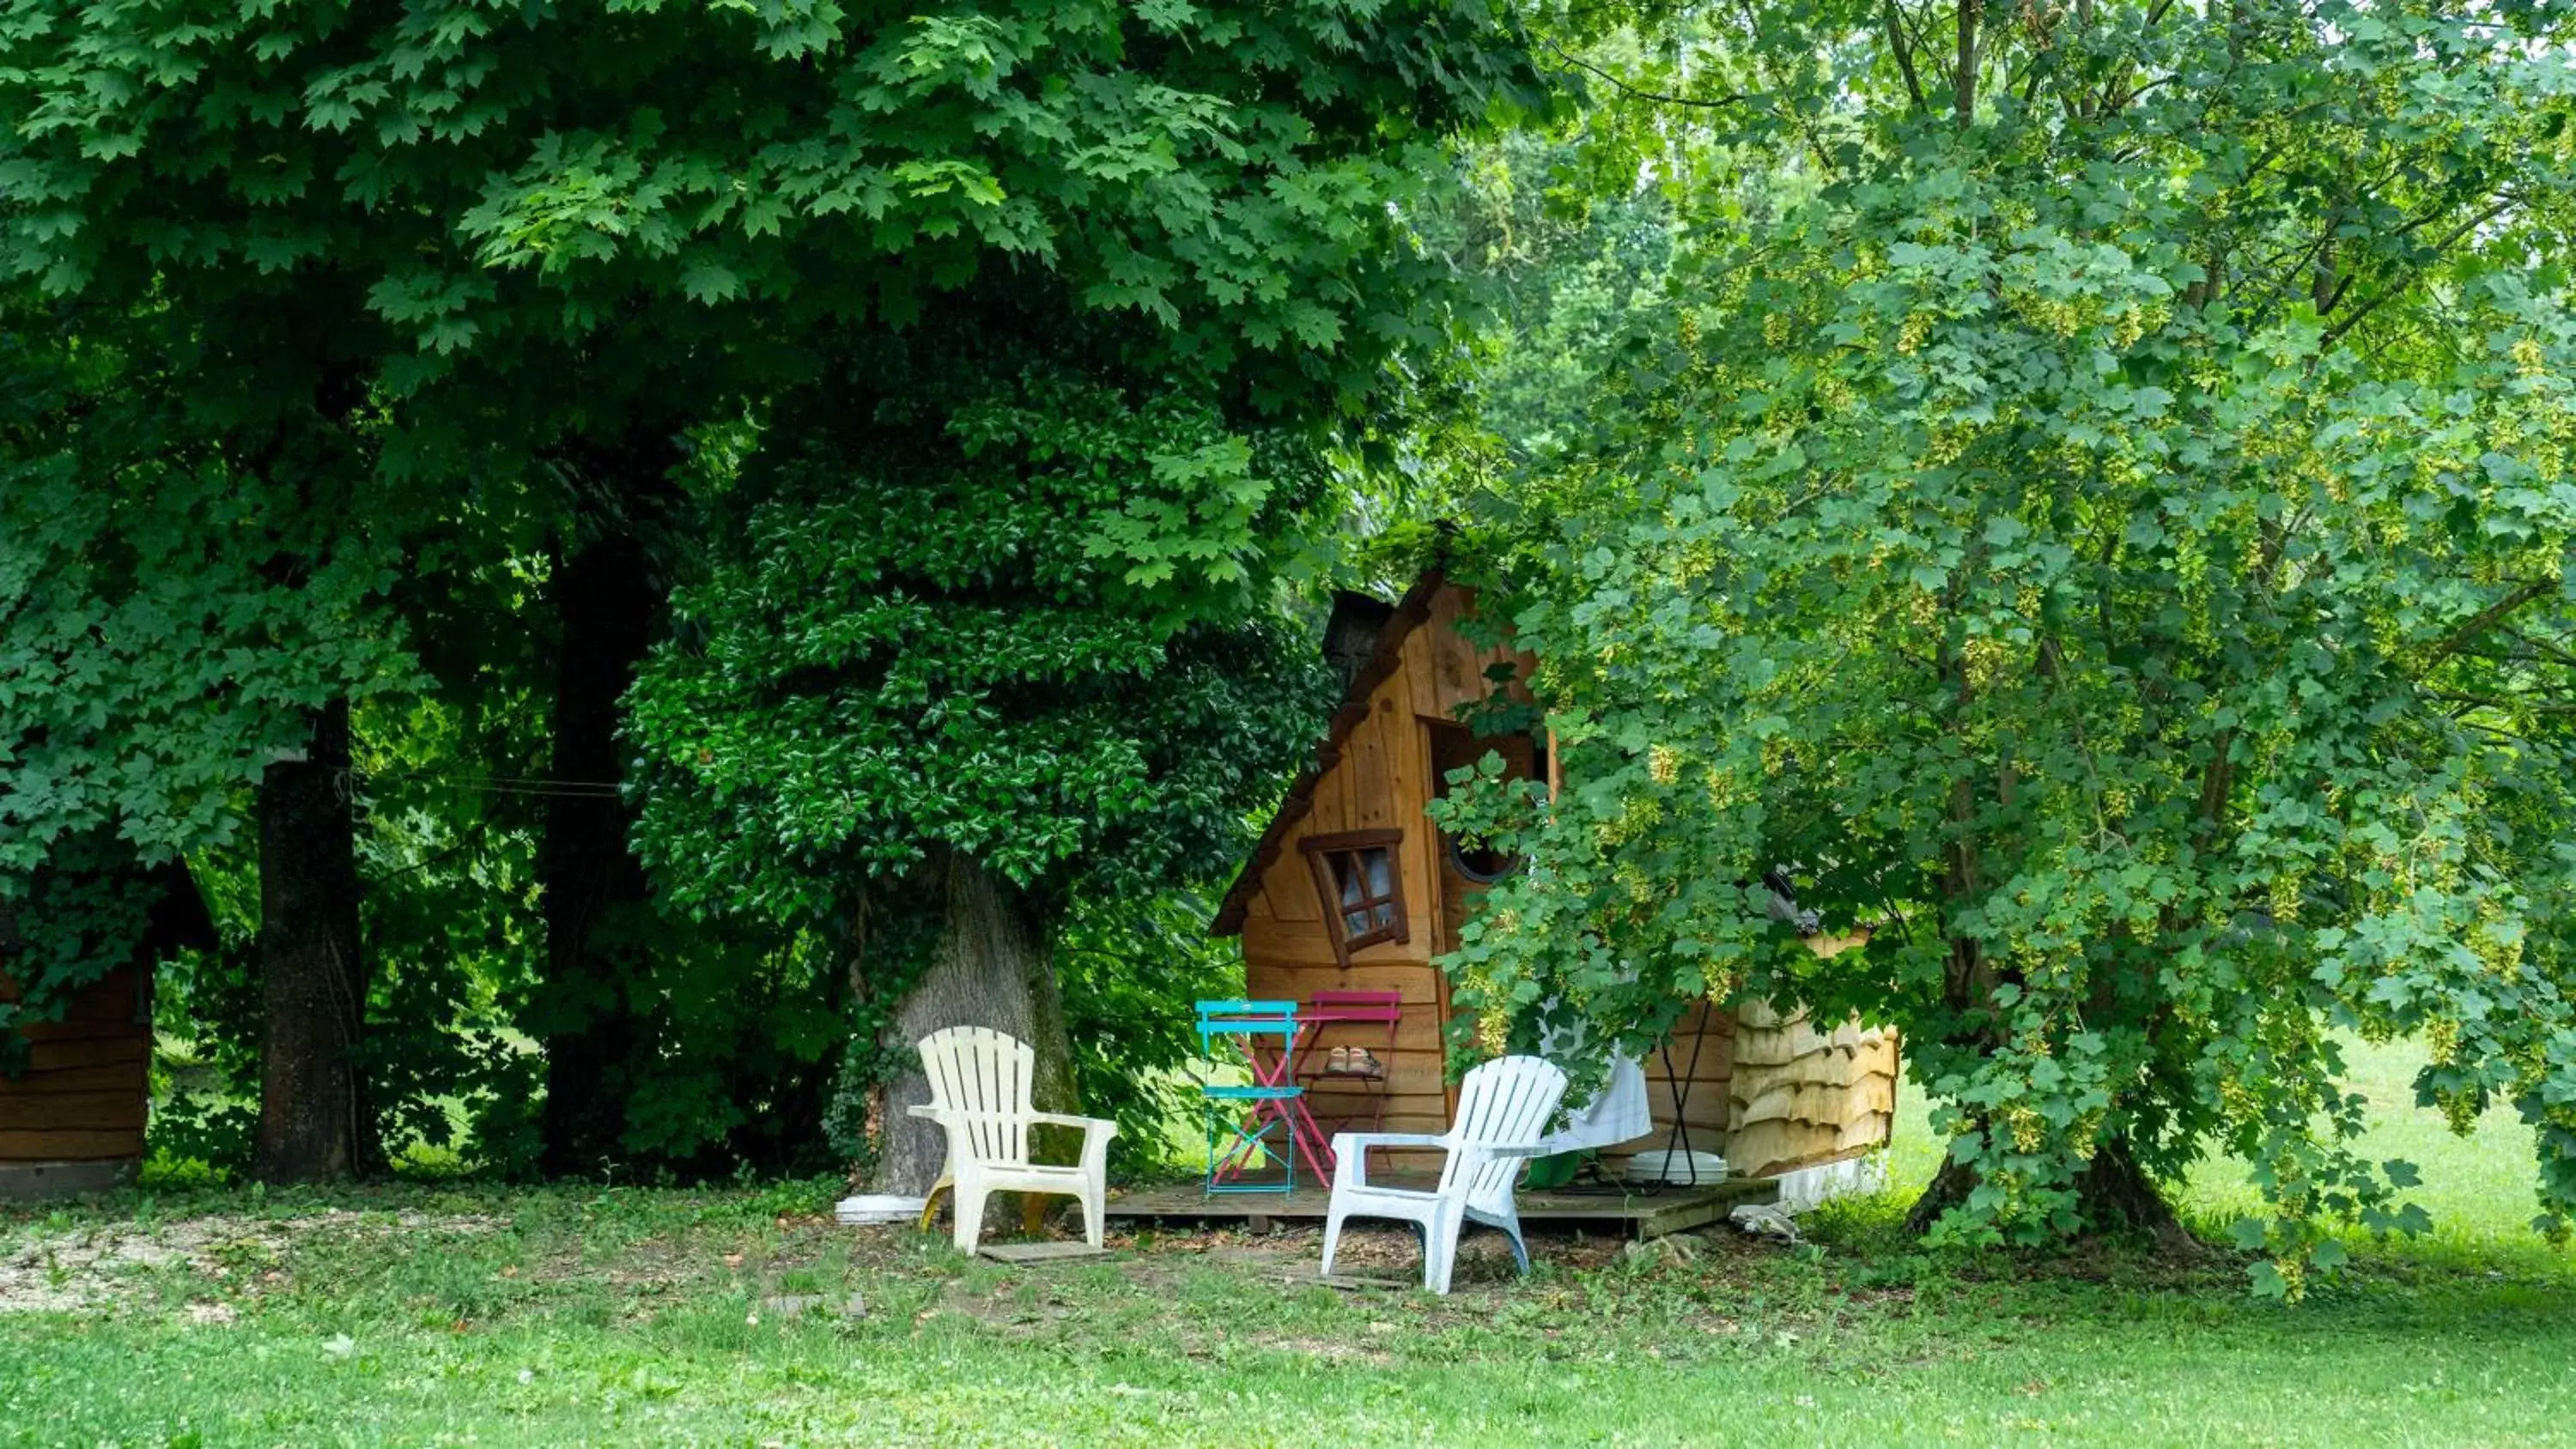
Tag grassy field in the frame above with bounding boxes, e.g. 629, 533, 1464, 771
1880, 1033, 2565, 1277
3, 1035, 2571, 1448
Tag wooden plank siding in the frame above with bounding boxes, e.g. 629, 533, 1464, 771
0, 968, 152, 1165
1421, 584, 1533, 724
1, 1061, 144, 1094
1238, 954, 1453, 1142
1241, 597, 1469, 1157
1582, 1003, 1736, 1164
0, 1129, 139, 1160
1241, 579, 1708, 1164
19, 1036, 150, 1073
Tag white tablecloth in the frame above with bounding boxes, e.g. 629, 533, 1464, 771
1533, 1052, 1652, 1155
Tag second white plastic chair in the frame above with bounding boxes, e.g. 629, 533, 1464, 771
1320, 1054, 1569, 1294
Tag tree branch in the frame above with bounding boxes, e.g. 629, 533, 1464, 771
2423, 578, 2561, 667
2431, 690, 2576, 718
2319, 200, 2518, 346
1539, 37, 1746, 111
2508, 626, 2576, 672
1886, 0, 1929, 114
1955, 0, 1982, 126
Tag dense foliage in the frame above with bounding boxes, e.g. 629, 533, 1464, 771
148, 696, 556, 1178
629, 356, 1334, 923
17, 0, 2570, 1287
1441, 0, 2576, 1285
0, 296, 415, 1056
0, 0, 1540, 1180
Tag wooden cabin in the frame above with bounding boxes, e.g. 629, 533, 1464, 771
0, 861, 212, 1197
1212, 571, 1899, 1194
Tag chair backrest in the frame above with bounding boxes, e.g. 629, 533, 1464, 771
1303, 990, 1403, 1022
1439, 1056, 1571, 1210
1194, 999, 1298, 1053
1196, 998, 1297, 1024
916, 1026, 1037, 1167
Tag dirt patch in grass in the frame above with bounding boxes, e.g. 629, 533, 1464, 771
0, 1208, 500, 1314
1264, 1335, 1396, 1363
1123, 1220, 1621, 1282
912, 1217, 1678, 1357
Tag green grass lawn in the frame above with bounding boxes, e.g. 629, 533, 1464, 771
4, 1034, 2570, 1448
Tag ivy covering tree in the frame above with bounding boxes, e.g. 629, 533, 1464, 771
629, 336, 1342, 1191
1441, 0, 2576, 1287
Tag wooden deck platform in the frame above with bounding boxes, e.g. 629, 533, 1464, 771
1105, 1173, 1776, 1240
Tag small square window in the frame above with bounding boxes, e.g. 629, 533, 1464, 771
1301, 828, 1408, 966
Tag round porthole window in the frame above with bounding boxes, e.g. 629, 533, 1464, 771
1446, 832, 1522, 884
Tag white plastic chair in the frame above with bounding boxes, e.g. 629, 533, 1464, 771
908, 1027, 1119, 1254
1320, 1055, 1570, 1294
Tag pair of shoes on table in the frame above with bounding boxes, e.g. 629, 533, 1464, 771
1324, 1046, 1385, 1078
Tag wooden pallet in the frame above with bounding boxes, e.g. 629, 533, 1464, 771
1104, 1173, 1775, 1240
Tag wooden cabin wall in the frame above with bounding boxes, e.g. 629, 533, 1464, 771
1726, 1001, 1900, 1176
1236, 581, 1538, 1150
0, 967, 151, 1179
1410, 585, 1757, 1167
1238, 579, 1905, 1183
1410, 584, 1531, 726
1237, 651, 1455, 1141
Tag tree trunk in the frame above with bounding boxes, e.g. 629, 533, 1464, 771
869, 851, 1076, 1197
255, 698, 368, 1183
537, 531, 660, 1177
1907, 1134, 2196, 1254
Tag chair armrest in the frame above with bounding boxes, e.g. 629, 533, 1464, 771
1029, 1113, 1118, 1173
1330, 1132, 1449, 1191
1331, 1132, 1447, 1152
1029, 1112, 1118, 1137
903, 1104, 943, 1121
